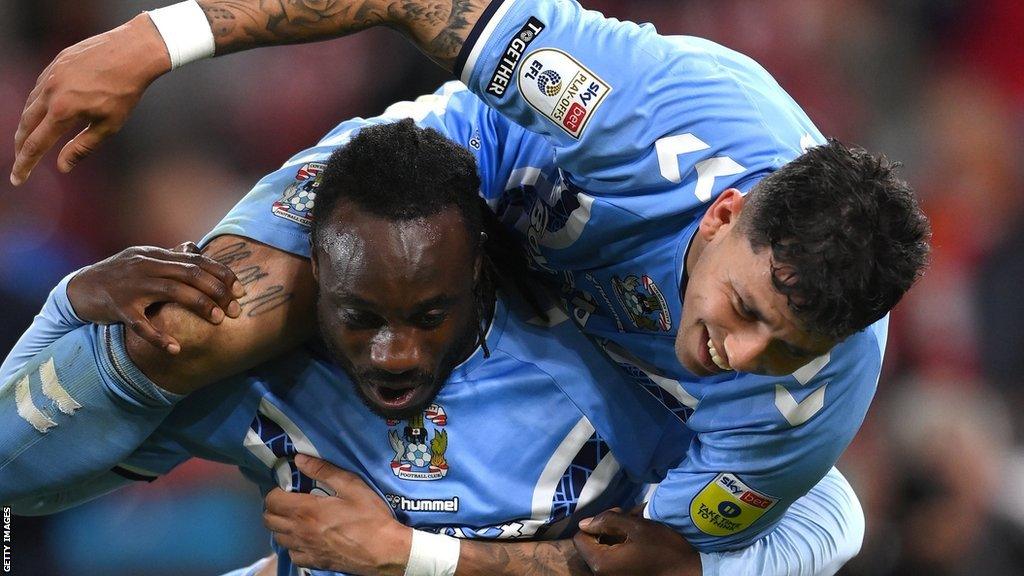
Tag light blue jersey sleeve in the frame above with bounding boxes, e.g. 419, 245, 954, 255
643, 322, 885, 552
200, 82, 542, 257
0, 313, 184, 510
700, 467, 864, 576
455, 0, 823, 200
5, 424, 194, 516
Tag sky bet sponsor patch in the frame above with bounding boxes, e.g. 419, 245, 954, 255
519, 49, 611, 138
486, 17, 545, 97
690, 473, 778, 536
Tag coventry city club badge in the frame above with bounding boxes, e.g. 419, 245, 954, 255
271, 162, 325, 227
611, 274, 672, 331
387, 403, 449, 481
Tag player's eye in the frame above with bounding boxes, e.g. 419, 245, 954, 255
340, 310, 384, 330
733, 294, 754, 321
413, 311, 448, 329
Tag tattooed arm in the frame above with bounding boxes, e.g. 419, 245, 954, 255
200, 0, 487, 69
11, 0, 486, 184
263, 456, 596, 576
125, 234, 315, 394
456, 539, 593, 576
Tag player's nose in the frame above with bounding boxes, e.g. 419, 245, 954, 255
723, 329, 770, 374
370, 329, 422, 374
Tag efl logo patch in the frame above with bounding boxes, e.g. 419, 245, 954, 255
486, 16, 546, 97
271, 162, 324, 227
690, 473, 778, 536
518, 49, 611, 138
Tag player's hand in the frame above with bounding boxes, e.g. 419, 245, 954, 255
263, 455, 412, 576
11, 13, 171, 186
67, 243, 245, 354
573, 509, 702, 576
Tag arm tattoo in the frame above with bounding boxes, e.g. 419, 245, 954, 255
460, 539, 593, 576
209, 241, 294, 317
198, 0, 488, 69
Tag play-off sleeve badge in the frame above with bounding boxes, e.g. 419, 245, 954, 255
518, 48, 611, 138
690, 473, 778, 536
271, 162, 325, 227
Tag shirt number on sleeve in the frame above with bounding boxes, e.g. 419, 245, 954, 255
655, 134, 745, 201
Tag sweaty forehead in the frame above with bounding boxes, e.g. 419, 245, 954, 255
316, 204, 475, 294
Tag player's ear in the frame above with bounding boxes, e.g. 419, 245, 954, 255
698, 188, 746, 241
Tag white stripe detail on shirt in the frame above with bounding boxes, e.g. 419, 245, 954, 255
460, 0, 519, 85
15, 375, 57, 433
39, 357, 82, 415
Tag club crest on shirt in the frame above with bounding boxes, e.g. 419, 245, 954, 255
387, 403, 449, 481
611, 274, 671, 331
271, 161, 325, 227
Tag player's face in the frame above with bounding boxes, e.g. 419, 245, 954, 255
312, 203, 481, 420
677, 189, 834, 376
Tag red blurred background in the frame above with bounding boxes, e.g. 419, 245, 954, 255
2, 1, 1023, 574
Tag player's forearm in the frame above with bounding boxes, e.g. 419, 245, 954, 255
126, 236, 315, 394
0, 324, 180, 506
456, 538, 592, 576
195, 0, 488, 69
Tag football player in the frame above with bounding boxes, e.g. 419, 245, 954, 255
2, 121, 863, 576
8, 0, 929, 570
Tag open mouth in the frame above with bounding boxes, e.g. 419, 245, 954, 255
699, 325, 731, 373
371, 383, 419, 409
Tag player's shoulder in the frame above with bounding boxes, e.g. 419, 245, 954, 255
492, 288, 606, 360
810, 316, 888, 389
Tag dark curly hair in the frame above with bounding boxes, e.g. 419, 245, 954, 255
310, 118, 483, 247
309, 118, 545, 353
740, 139, 931, 340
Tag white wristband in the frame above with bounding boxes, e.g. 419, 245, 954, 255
403, 530, 461, 576
146, 1, 216, 69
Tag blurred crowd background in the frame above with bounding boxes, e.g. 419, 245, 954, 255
2, 1, 1023, 574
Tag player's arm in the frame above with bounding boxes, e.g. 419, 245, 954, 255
0, 237, 311, 505
18, 0, 753, 197
124, 234, 315, 394
574, 469, 865, 576
8, 403, 199, 515
0, 243, 242, 384
11, 0, 487, 184
453, 540, 592, 576
263, 455, 602, 576
264, 455, 861, 576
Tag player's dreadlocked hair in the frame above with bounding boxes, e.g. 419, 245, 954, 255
310, 118, 537, 356
739, 138, 931, 340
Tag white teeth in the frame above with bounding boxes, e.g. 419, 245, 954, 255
707, 338, 732, 371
